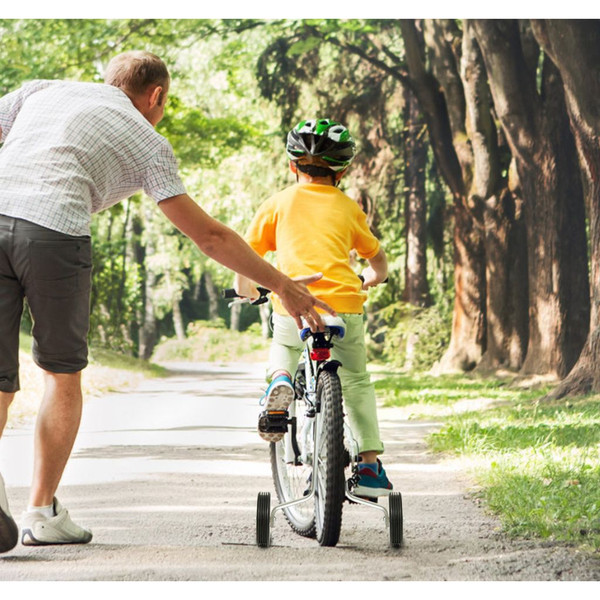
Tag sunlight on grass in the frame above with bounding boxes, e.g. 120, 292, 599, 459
153, 323, 269, 363
426, 392, 600, 551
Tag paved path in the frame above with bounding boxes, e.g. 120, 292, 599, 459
1, 362, 599, 584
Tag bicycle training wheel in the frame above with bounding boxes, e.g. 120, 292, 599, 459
270, 397, 316, 538
314, 370, 346, 547
256, 491, 271, 548
389, 491, 403, 548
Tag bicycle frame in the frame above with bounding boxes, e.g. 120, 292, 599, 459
268, 326, 391, 530
223, 286, 400, 546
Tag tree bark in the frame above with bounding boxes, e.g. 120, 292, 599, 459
402, 85, 430, 307
172, 294, 186, 341
230, 302, 241, 332
202, 270, 220, 322
401, 19, 487, 372
531, 19, 600, 396
473, 19, 590, 378
133, 207, 158, 361
462, 20, 529, 370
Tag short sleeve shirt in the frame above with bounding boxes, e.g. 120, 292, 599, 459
0, 80, 187, 236
245, 182, 380, 314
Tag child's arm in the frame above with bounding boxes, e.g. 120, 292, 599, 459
360, 248, 388, 290
234, 273, 260, 301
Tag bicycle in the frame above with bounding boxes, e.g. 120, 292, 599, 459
223, 285, 403, 549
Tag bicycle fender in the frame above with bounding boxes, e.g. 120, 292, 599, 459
320, 360, 342, 374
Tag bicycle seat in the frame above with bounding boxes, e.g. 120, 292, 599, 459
299, 316, 346, 341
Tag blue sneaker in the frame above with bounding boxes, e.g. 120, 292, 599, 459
258, 374, 294, 442
353, 459, 394, 498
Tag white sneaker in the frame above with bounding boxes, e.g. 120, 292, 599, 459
21, 497, 92, 546
0, 473, 18, 553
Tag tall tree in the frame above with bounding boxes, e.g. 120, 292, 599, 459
473, 19, 590, 378
405, 19, 486, 372
402, 85, 430, 307
530, 20, 600, 395
460, 20, 528, 370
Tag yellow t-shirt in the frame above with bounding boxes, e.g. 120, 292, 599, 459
245, 183, 380, 315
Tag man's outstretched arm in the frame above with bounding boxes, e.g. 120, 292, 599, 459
158, 194, 335, 329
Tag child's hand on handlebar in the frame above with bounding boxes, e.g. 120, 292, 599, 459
234, 273, 260, 302
359, 266, 385, 290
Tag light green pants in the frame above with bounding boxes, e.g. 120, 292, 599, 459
268, 312, 384, 454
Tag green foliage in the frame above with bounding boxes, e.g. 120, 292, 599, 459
378, 300, 452, 371
374, 372, 537, 408
478, 451, 600, 549
427, 393, 600, 550
89, 200, 142, 354
88, 346, 167, 377
6, 18, 450, 366
153, 322, 269, 363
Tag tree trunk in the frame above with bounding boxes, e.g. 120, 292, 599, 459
172, 294, 186, 341
401, 19, 486, 372
461, 20, 529, 370
135, 207, 158, 361
202, 271, 220, 322
402, 85, 430, 307
531, 19, 600, 396
473, 19, 590, 378
230, 302, 241, 332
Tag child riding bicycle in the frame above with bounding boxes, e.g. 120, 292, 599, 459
235, 118, 393, 498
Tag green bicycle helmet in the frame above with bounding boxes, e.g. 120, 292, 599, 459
286, 118, 356, 172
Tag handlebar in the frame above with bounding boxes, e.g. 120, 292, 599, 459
223, 276, 387, 307
222, 286, 271, 305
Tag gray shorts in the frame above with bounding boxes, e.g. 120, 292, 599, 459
0, 215, 92, 392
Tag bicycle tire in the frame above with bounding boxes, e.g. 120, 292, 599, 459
256, 492, 271, 548
314, 369, 346, 547
270, 397, 316, 538
389, 491, 403, 548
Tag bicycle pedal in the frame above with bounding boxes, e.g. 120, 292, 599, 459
258, 410, 289, 434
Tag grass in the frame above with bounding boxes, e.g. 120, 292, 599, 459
152, 322, 269, 363
376, 372, 600, 553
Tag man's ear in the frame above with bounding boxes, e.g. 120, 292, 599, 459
149, 85, 164, 107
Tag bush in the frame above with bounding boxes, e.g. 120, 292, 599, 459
377, 300, 452, 371
153, 322, 269, 363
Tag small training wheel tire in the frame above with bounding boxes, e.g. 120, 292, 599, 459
256, 491, 271, 548
389, 492, 403, 548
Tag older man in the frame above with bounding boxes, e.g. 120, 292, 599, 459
0, 51, 331, 553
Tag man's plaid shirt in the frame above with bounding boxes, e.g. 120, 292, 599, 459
0, 80, 187, 236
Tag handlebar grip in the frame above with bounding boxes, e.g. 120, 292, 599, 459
358, 275, 389, 284
222, 286, 271, 305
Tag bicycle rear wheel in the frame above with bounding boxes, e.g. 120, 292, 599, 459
270, 397, 316, 538
314, 369, 346, 547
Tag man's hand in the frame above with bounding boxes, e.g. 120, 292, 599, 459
277, 273, 336, 331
